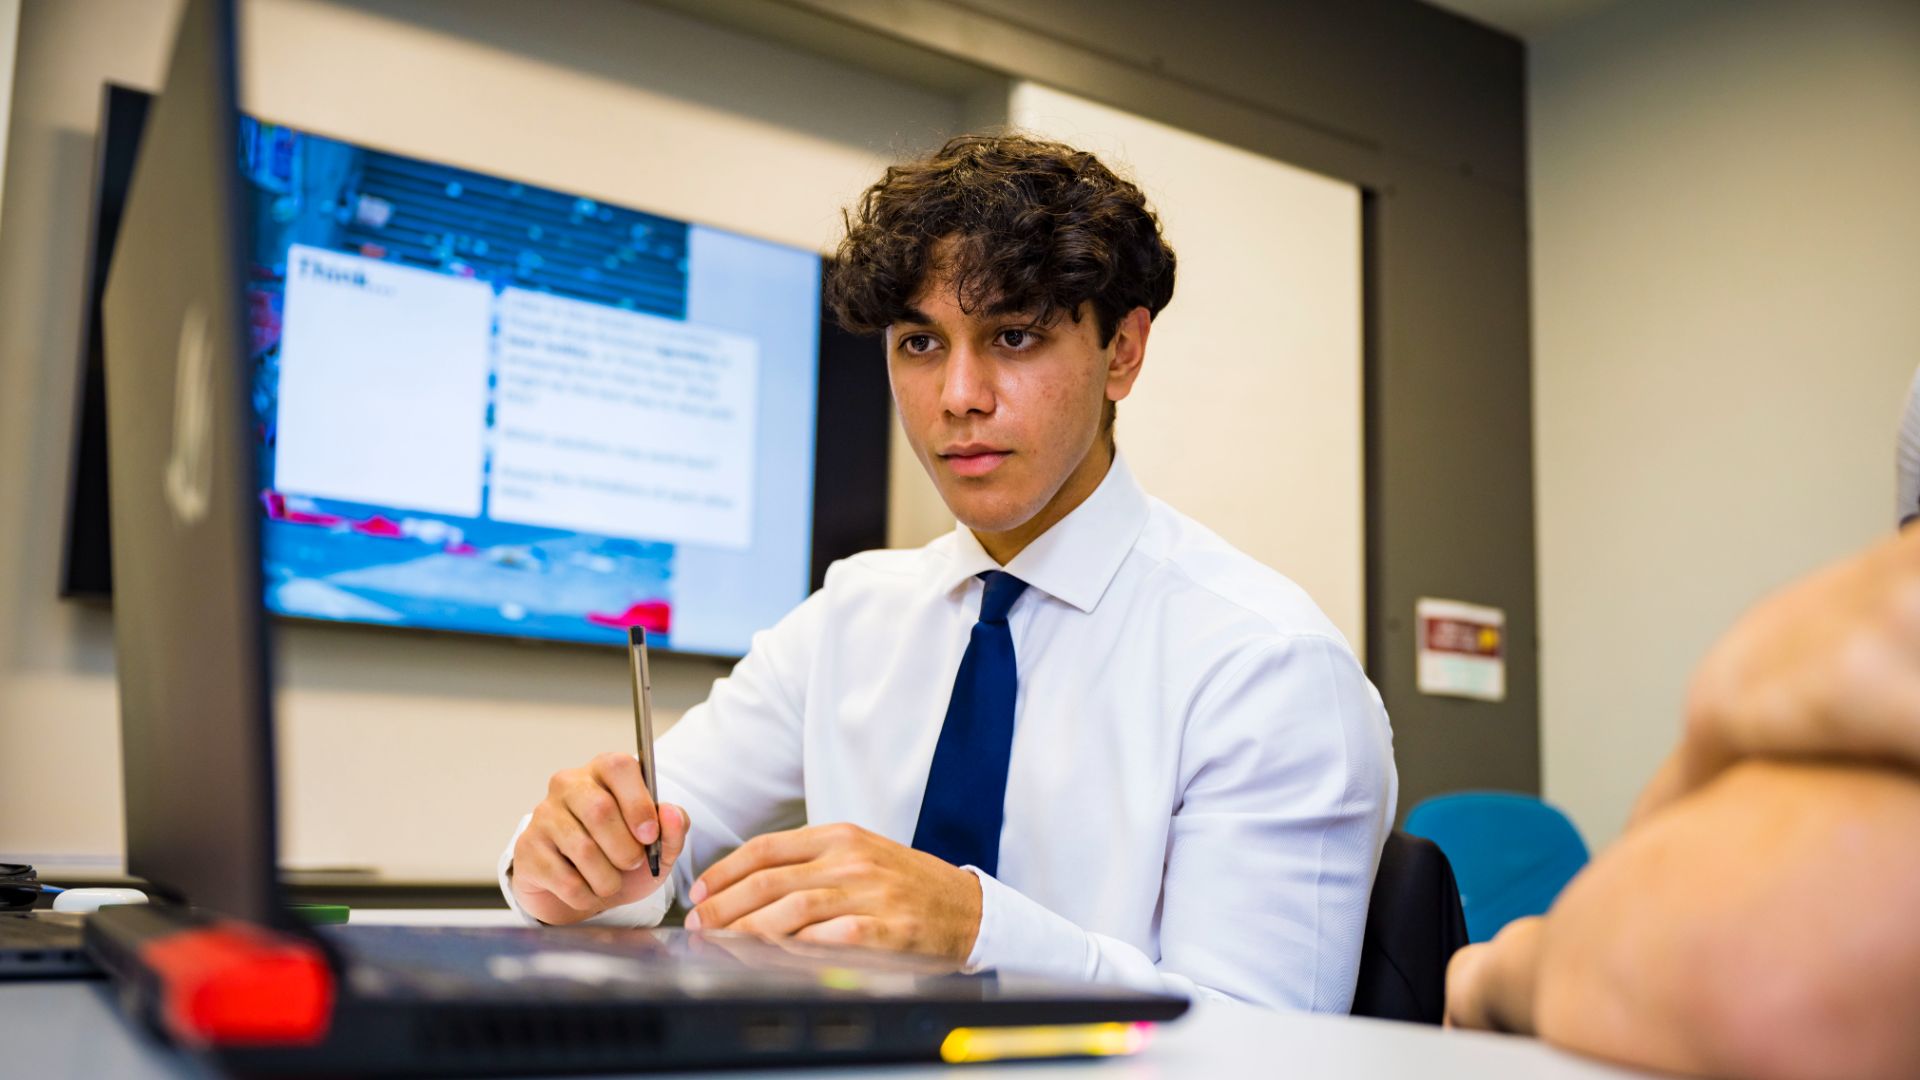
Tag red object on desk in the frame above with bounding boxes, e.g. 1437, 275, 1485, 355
139, 923, 334, 1047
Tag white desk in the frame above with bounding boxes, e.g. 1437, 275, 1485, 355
1, 910, 1656, 1079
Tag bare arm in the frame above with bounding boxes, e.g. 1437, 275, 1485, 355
1448, 532, 1920, 1075
1452, 759, 1920, 1080
1646, 528, 1920, 822
1542, 760, 1920, 1079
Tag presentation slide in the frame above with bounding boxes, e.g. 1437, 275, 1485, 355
275, 246, 493, 518
237, 118, 819, 655
490, 287, 759, 550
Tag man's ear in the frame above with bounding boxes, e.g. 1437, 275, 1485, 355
1106, 306, 1151, 404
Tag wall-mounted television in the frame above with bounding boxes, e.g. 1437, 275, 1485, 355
63, 84, 891, 658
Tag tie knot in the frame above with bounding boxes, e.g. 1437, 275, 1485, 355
976, 571, 1029, 625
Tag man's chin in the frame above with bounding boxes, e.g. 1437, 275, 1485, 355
943, 490, 1046, 538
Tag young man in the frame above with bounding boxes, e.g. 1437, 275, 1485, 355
499, 134, 1397, 1010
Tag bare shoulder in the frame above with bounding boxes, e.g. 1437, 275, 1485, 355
1535, 759, 1920, 1080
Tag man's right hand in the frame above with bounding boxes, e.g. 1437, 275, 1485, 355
509, 751, 691, 926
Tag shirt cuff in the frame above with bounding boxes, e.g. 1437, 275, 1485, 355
962, 867, 1095, 981
497, 813, 675, 929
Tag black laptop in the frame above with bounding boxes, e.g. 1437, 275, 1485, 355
0, 912, 90, 980
84, 0, 1186, 1073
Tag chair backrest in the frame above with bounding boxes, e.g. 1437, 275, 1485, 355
1350, 831, 1468, 1024
1403, 791, 1589, 943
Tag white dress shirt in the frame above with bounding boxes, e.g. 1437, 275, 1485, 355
500, 453, 1397, 1011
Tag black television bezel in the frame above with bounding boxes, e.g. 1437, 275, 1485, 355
60, 82, 891, 661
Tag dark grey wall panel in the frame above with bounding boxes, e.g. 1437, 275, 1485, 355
940, 0, 1527, 190
648, 0, 1541, 811
1368, 159, 1540, 804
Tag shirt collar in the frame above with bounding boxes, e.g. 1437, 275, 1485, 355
938, 451, 1151, 614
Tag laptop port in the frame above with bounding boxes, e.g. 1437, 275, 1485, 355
742, 1012, 802, 1052
812, 1011, 874, 1052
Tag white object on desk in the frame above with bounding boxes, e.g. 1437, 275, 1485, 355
51, 888, 149, 913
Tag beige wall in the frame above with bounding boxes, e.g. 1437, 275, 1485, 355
0, 0, 959, 878
1532, 0, 1920, 845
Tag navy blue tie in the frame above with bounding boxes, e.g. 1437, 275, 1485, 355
912, 570, 1030, 876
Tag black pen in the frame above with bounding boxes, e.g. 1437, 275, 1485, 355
626, 626, 662, 877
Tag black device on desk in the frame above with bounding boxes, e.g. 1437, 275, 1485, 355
83, 0, 1186, 1073
0, 913, 90, 980
0, 864, 91, 979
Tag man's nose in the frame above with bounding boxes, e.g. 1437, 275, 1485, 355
941, 342, 996, 417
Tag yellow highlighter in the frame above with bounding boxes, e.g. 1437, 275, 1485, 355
938, 1021, 1156, 1064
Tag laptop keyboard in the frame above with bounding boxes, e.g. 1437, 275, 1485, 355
326, 924, 953, 1002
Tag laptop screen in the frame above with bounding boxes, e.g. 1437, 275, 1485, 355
100, 0, 288, 929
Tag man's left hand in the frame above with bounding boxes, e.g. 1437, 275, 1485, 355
683, 823, 982, 963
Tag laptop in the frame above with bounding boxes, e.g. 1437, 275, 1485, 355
0, 913, 92, 980
0, 865, 90, 979
83, 0, 1187, 1073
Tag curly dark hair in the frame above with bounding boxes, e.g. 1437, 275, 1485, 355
826, 133, 1177, 346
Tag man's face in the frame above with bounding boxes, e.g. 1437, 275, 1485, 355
887, 270, 1144, 546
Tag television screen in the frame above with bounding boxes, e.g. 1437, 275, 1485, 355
64, 85, 890, 657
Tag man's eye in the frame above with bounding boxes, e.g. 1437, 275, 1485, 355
998, 328, 1037, 349
900, 333, 937, 354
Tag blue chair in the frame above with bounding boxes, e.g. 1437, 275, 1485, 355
1403, 792, 1589, 944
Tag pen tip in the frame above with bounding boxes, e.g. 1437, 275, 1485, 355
628, 626, 647, 647
648, 851, 661, 877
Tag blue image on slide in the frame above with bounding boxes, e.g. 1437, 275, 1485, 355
239, 117, 708, 649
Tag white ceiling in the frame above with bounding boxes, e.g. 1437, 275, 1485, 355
1424, 0, 1629, 41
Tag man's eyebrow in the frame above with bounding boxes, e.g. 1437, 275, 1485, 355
891, 302, 1052, 326
984, 298, 1053, 322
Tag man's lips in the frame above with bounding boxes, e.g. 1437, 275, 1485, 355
939, 445, 1011, 478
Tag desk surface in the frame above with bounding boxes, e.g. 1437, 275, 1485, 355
2, 911, 1655, 1080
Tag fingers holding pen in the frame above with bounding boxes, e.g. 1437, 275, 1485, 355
653, 802, 690, 878
601, 803, 693, 909
563, 778, 646, 874
511, 832, 601, 922
513, 756, 691, 926
588, 751, 660, 847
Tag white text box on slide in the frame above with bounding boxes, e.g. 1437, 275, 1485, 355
488, 288, 759, 549
273, 245, 492, 517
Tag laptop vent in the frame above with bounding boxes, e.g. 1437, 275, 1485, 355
413, 1004, 665, 1063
